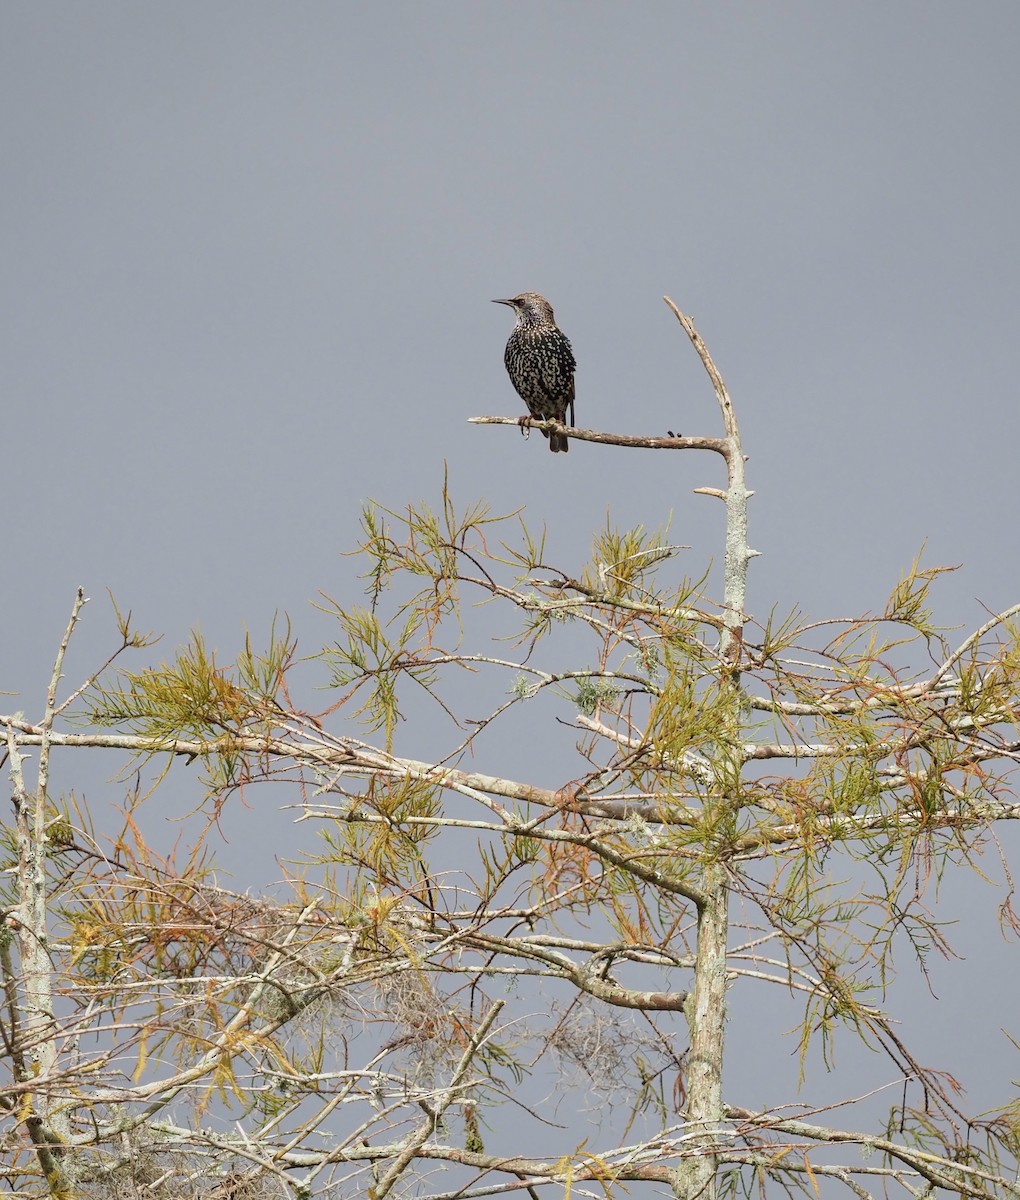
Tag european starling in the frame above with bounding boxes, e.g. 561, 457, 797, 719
493, 292, 576, 453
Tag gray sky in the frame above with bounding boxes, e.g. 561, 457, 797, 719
3, 0, 1020, 1158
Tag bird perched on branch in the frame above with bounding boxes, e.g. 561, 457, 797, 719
493, 292, 576, 453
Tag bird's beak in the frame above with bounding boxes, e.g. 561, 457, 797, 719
492, 298, 514, 307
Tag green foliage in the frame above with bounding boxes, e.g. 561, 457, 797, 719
574, 676, 621, 715
85, 621, 295, 791
324, 775, 441, 892
584, 518, 681, 603
14, 488, 1018, 1198
883, 548, 954, 635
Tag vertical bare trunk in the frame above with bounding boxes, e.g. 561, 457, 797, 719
665, 303, 751, 1200
676, 868, 728, 1200
4, 593, 85, 1192
6, 723, 67, 1188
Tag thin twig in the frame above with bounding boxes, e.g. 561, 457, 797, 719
373, 1000, 505, 1200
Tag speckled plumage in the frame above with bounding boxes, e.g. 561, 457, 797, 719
493, 292, 576, 453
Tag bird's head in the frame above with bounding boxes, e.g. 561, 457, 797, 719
493, 292, 556, 326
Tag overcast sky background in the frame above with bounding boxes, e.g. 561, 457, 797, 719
4, 0, 1020, 1175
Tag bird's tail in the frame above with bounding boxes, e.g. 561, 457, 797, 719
549, 429, 569, 453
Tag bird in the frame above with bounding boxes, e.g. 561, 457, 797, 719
493, 292, 576, 453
